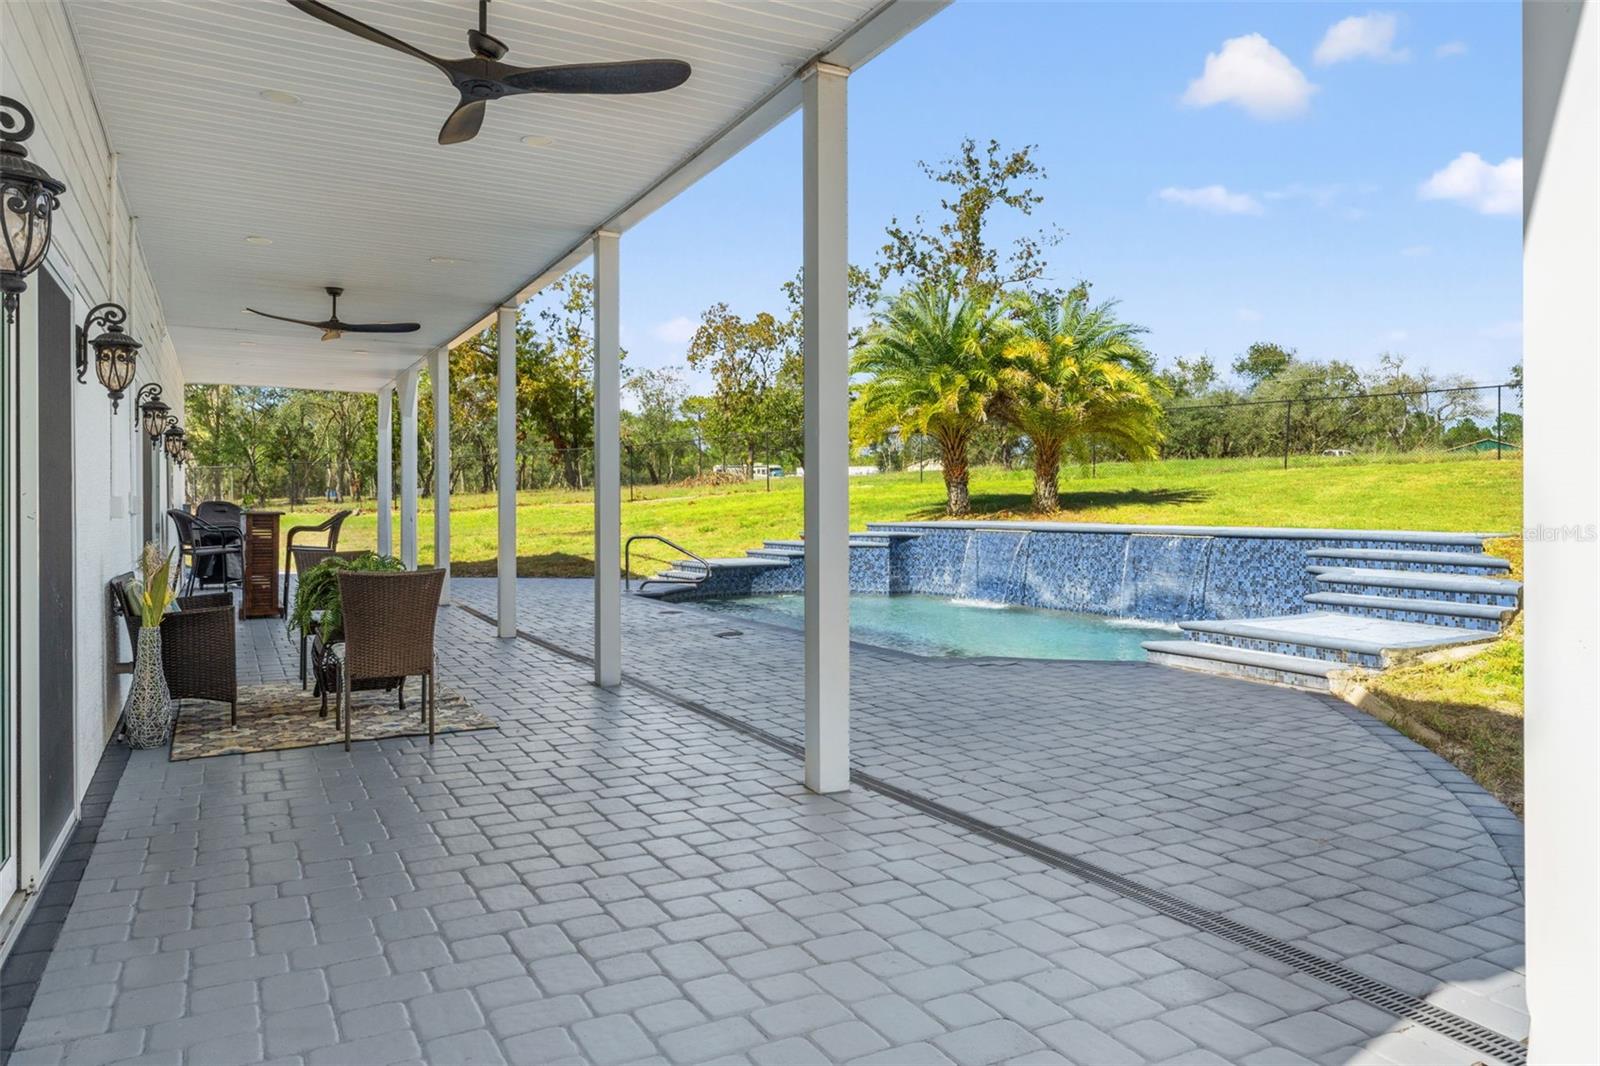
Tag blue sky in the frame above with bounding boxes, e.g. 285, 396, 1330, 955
565, 2, 1523, 398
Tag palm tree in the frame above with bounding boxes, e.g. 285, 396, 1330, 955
998, 290, 1165, 512
851, 283, 1005, 516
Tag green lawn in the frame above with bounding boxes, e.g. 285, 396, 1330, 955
282, 451, 1522, 577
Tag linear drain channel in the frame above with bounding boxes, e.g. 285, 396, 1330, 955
459, 605, 1527, 1066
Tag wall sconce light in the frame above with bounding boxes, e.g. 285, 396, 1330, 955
77, 301, 141, 411
137, 383, 170, 444
1, 95, 67, 322
163, 422, 186, 461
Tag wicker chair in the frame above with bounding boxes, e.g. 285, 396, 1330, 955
110, 574, 238, 726
281, 509, 352, 619
333, 568, 446, 750
292, 547, 368, 691
167, 509, 243, 594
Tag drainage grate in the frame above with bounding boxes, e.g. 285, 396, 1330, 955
460, 605, 1527, 1066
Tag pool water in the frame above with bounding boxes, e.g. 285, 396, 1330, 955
689, 593, 1176, 660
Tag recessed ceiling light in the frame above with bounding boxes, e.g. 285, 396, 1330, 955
520, 134, 553, 148
244, 235, 273, 245
429, 256, 464, 266
259, 89, 301, 105
351, 349, 369, 355
239, 341, 257, 347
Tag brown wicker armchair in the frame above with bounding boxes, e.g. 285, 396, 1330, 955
281, 509, 352, 618
333, 568, 445, 750
110, 574, 238, 725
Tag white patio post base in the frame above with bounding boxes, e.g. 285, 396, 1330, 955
801, 61, 851, 794
593, 230, 622, 688
496, 305, 519, 638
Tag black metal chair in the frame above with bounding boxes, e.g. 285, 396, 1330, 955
167, 509, 243, 595
282, 510, 352, 618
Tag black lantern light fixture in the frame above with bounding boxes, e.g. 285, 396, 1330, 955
1, 95, 67, 321
137, 383, 170, 444
163, 422, 186, 462
77, 302, 141, 410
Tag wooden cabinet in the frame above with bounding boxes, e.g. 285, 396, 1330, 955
241, 510, 282, 619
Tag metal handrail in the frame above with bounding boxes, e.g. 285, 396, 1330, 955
624, 533, 712, 592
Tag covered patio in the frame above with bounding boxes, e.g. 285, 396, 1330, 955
2, 1, 1595, 1064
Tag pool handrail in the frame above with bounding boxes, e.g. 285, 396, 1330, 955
624, 534, 713, 593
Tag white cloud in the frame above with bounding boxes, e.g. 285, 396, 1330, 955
1237, 308, 1263, 323
1435, 40, 1469, 59
1314, 13, 1410, 66
1181, 34, 1316, 120
1419, 152, 1522, 216
1385, 329, 1410, 343
650, 315, 699, 345
1480, 319, 1522, 340
1158, 184, 1264, 215
1400, 244, 1432, 257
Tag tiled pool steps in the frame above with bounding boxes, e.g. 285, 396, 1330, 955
638, 526, 1520, 690
1147, 545, 1520, 689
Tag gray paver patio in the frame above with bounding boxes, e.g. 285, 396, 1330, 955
8, 578, 1525, 1064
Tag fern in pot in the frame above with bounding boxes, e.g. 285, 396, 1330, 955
289, 552, 405, 643
124, 544, 179, 748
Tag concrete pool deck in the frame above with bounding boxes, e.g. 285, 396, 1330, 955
5, 577, 1526, 1064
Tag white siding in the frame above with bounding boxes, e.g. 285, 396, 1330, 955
2, 0, 186, 854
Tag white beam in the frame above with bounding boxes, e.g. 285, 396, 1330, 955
1524, 4, 1599, 1064
376, 385, 393, 557
496, 305, 519, 639
431, 345, 452, 603
398, 366, 420, 569
801, 61, 851, 794
593, 231, 622, 688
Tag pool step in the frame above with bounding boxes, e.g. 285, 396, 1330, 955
1305, 591, 1513, 632
1142, 640, 1344, 692
1309, 566, 1522, 608
1305, 547, 1511, 574
1179, 612, 1490, 668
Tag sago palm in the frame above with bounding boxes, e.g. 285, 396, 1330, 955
998, 291, 1165, 512
851, 283, 1004, 516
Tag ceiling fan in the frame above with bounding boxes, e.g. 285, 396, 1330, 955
246, 287, 421, 342
286, 0, 692, 145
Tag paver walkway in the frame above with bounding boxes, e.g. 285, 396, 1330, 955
7, 581, 1526, 1064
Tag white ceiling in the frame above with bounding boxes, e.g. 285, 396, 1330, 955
65, 0, 937, 391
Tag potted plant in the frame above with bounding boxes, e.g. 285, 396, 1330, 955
124, 544, 179, 748
288, 552, 405, 642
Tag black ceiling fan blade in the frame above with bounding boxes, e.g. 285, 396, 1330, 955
286, 0, 450, 74
245, 307, 333, 329
335, 322, 422, 333
439, 97, 487, 145
503, 60, 691, 95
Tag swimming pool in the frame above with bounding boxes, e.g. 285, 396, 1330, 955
688, 593, 1176, 660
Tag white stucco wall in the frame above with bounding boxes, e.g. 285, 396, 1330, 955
3, 0, 187, 876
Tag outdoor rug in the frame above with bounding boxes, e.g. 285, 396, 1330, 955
169, 680, 496, 761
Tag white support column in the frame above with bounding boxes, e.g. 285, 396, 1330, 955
496, 305, 519, 638
1524, 5, 1598, 1064
376, 385, 393, 557
399, 366, 420, 569
592, 231, 622, 688
801, 61, 851, 794
431, 345, 453, 603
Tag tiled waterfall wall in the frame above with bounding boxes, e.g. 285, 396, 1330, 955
686, 523, 1491, 624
